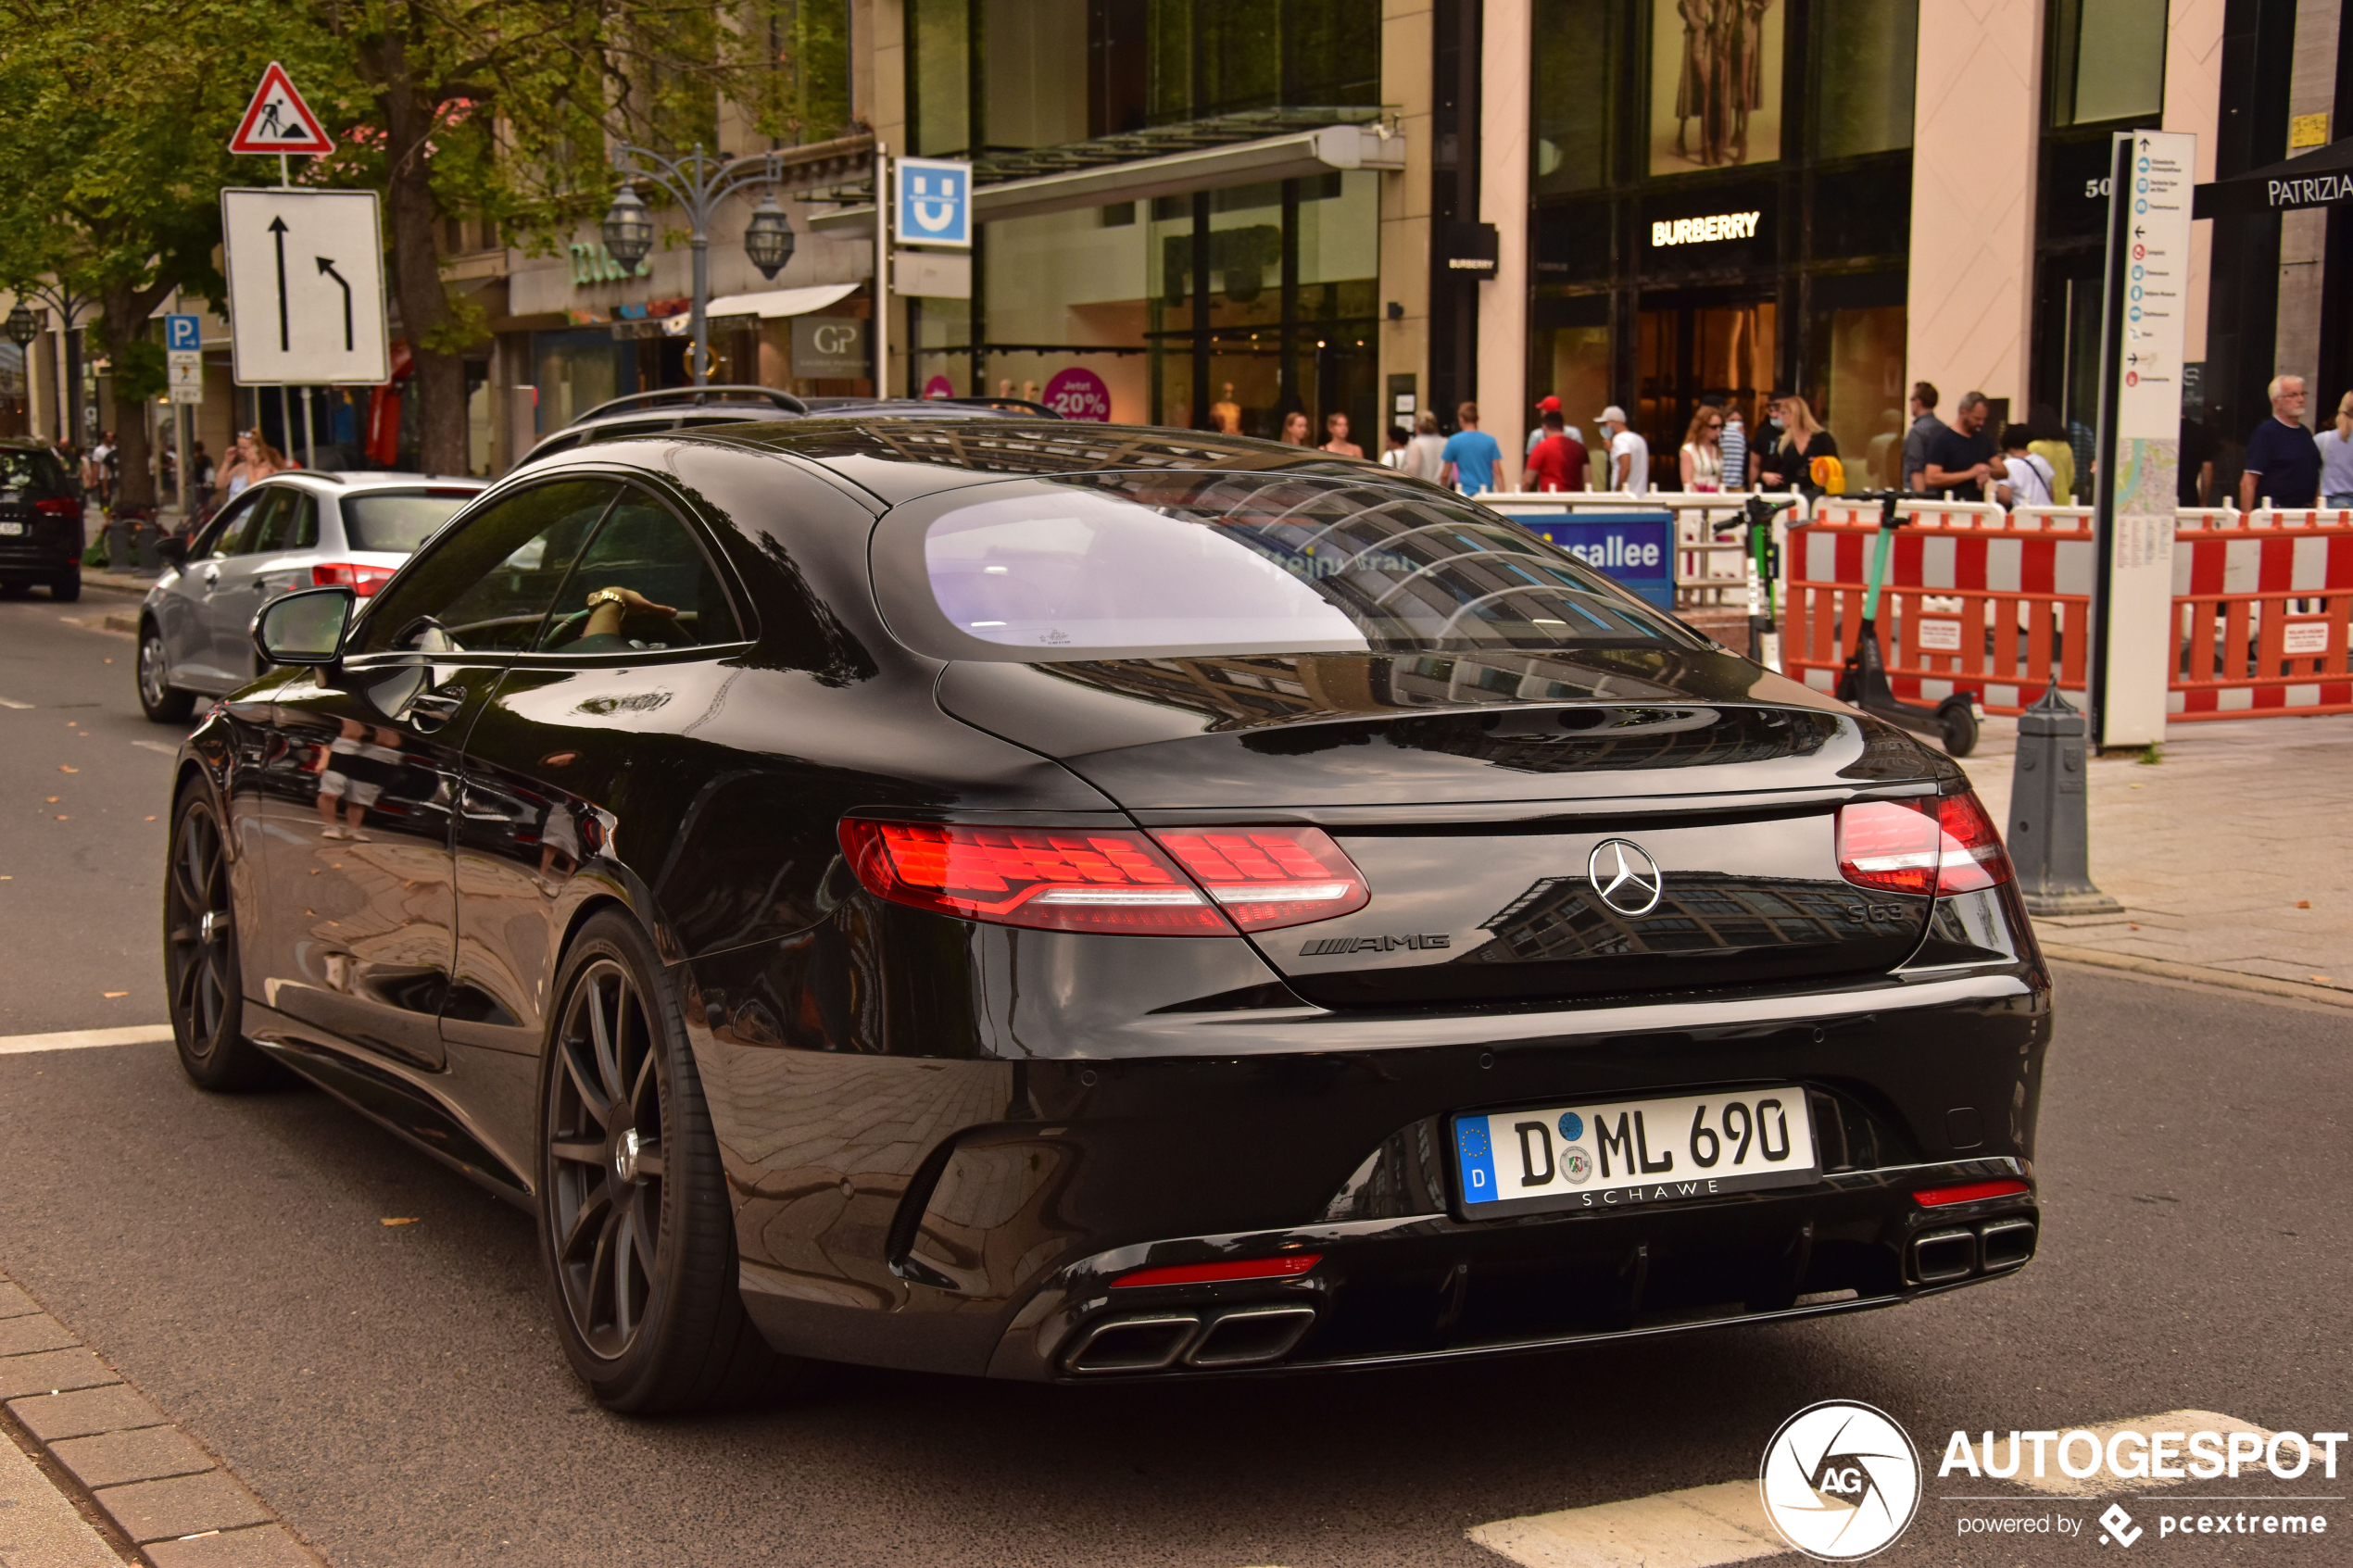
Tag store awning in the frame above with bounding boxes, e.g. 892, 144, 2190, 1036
807, 122, 1404, 234
2193, 136, 2353, 219
702, 282, 862, 320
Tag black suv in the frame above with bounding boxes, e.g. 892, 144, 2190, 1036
0, 441, 83, 601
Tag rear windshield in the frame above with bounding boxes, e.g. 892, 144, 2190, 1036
0, 449, 66, 497
879, 471, 1697, 661
341, 491, 475, 554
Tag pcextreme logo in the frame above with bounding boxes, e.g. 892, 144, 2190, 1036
1759, 1400, 1923, 1561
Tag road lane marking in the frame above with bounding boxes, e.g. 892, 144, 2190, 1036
0, 696, 31, 709
130, 740, 179, 755
1466, 1409, 2292, 1565
1468, 1481, 1785, 1568
0, 1025, 174, 1056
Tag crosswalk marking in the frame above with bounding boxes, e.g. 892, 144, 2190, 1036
1468, 1481, 1786, 1568
0, 1024, 174, 1056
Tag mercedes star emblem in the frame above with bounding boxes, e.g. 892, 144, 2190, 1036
1587, 838, 1665, 916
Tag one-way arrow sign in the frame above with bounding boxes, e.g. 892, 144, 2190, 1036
228, 62, 334, 157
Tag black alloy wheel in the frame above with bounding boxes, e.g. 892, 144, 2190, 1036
537, 909, 805, 1411
164, 791, 272, 1089
138, 623, 195, 722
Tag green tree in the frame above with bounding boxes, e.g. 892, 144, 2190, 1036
0, 0, 313, 512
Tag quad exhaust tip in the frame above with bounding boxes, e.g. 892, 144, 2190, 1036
1064, 1304, 1318, 1375
1909, 1215, 2036, 1285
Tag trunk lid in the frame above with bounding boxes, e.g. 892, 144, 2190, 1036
937, 650, 1948, 1005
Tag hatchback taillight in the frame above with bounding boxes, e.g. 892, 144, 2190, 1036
310, 562, 396, 596
838, 821, 1371, 935
1836, 792, 2013, 897
33, 497, 80, 517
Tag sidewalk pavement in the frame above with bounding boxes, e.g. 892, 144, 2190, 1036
1956, 712, 2353, 1003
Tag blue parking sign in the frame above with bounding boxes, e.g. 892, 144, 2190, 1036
164, 314, 201, 353
895, 158, 972, 248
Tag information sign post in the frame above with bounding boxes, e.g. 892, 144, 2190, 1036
2088, 130, 2196, 749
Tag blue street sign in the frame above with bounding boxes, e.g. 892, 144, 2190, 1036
1491, 509, 1678, 610
895, 157, 972, 248
164, 314, 201, 353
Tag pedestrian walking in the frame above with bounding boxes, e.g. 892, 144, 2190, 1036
1521, 410, 1587, 493
1719, 401, 1749, 490
1379, 425, 1412, 470
1679, 407, 1726, 491
2240, 375, 2321, 510
1994, 423, 2055, 508
2315, 390, 2353, 508
1919, 390, 1994, 501
1320, 411, 1364, 459
1597, 405, 1649, 495
1901, 383, 1946, 491
1404, 413, 1448, 483
1441, 402, 1504, 495
188, 442, 216, 520
1527, 394, 1561, 457
2026, 403, 2076, 503
1758, 392, 1840, 496
90, 431, 116, 512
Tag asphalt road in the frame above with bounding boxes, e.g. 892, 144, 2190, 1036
1, 594, 2347, 1567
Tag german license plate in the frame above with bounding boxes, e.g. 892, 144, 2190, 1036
1453, 1088, 1818, 1218
0, 521, 22, 536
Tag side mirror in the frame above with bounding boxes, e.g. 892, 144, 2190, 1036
155, 534, 188, 567
253, 585, 354, 667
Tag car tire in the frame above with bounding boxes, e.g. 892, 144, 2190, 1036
50, 570, 80, 603
138, 624, 196, 722
537, 908, 813, 1412
164, 789, 276, 1091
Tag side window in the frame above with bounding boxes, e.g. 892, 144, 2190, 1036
192, 493, 260, 558
252, 491, 317, 554
356, 480, 621, 656
218, 490, 280, 557
535, 491, 744, 655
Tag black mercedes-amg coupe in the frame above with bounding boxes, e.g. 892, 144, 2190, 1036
166, 420, 2050, 1411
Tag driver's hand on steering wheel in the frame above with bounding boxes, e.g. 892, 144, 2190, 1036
584, 585, 676, 640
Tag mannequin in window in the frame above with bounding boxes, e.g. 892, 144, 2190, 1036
1209, 383, 1242, 434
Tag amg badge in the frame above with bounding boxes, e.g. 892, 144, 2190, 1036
1298, 934, 1451, 956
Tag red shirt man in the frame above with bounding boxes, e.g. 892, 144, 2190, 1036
1523, 415, 1588, 493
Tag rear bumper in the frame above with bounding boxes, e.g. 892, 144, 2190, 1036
990, 1159, 2038, 1381
0, 540, 80, 575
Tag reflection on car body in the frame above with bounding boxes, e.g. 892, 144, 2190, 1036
164, 420, 2050, 1412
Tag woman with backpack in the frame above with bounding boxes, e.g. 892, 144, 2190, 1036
1756, 392, 1841, 497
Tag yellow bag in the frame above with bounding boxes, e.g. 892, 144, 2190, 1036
1809, 453, 1846, 495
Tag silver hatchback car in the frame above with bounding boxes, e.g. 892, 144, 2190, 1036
137, 471, 486, 721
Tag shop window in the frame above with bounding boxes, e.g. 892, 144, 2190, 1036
1809, 0, 1917, 159
986, 0, 1089, 149
1144, 0, 1378, 125
1805, 300, 1906, 487
1648, 0, 1784, 176
2047, 0, 2167, 128
1532, 0, 1618, 196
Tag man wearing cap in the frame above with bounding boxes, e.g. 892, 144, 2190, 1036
1599, 405, 1649, 495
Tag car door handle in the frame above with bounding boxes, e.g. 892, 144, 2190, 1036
407, 684, 467, 733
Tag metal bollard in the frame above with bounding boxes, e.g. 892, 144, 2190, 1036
2007, 678, 2122, 915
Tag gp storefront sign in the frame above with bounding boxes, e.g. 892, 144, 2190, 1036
1494, 509, 1676, 609
791, 316, 867, 379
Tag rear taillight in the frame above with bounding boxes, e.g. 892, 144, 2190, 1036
1112, 1253, 1322, 1288
1914, 1179, 2031, 1207
1146, 828, 1369, 931
310, 562, 396, 596
839, 821, 1229, 933
33, 497, 80, 516
1836, 791, 2013, 897
837, 821, 1373, 935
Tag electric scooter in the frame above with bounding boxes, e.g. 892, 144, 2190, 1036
1712, 493, 1796, 670
1833, 490, 1981, 757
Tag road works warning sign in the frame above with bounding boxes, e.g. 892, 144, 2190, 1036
228, 62, 333, 157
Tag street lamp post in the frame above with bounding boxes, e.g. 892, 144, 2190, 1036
599, 146, 791, 388
6, 282, 95, 445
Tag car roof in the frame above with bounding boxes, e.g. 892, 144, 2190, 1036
254, 470, 489, 493
662, 418, 1386, 505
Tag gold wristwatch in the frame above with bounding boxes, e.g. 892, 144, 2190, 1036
585, 588, 627, 609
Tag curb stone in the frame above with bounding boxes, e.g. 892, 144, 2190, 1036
0, 1268, 327, 1566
